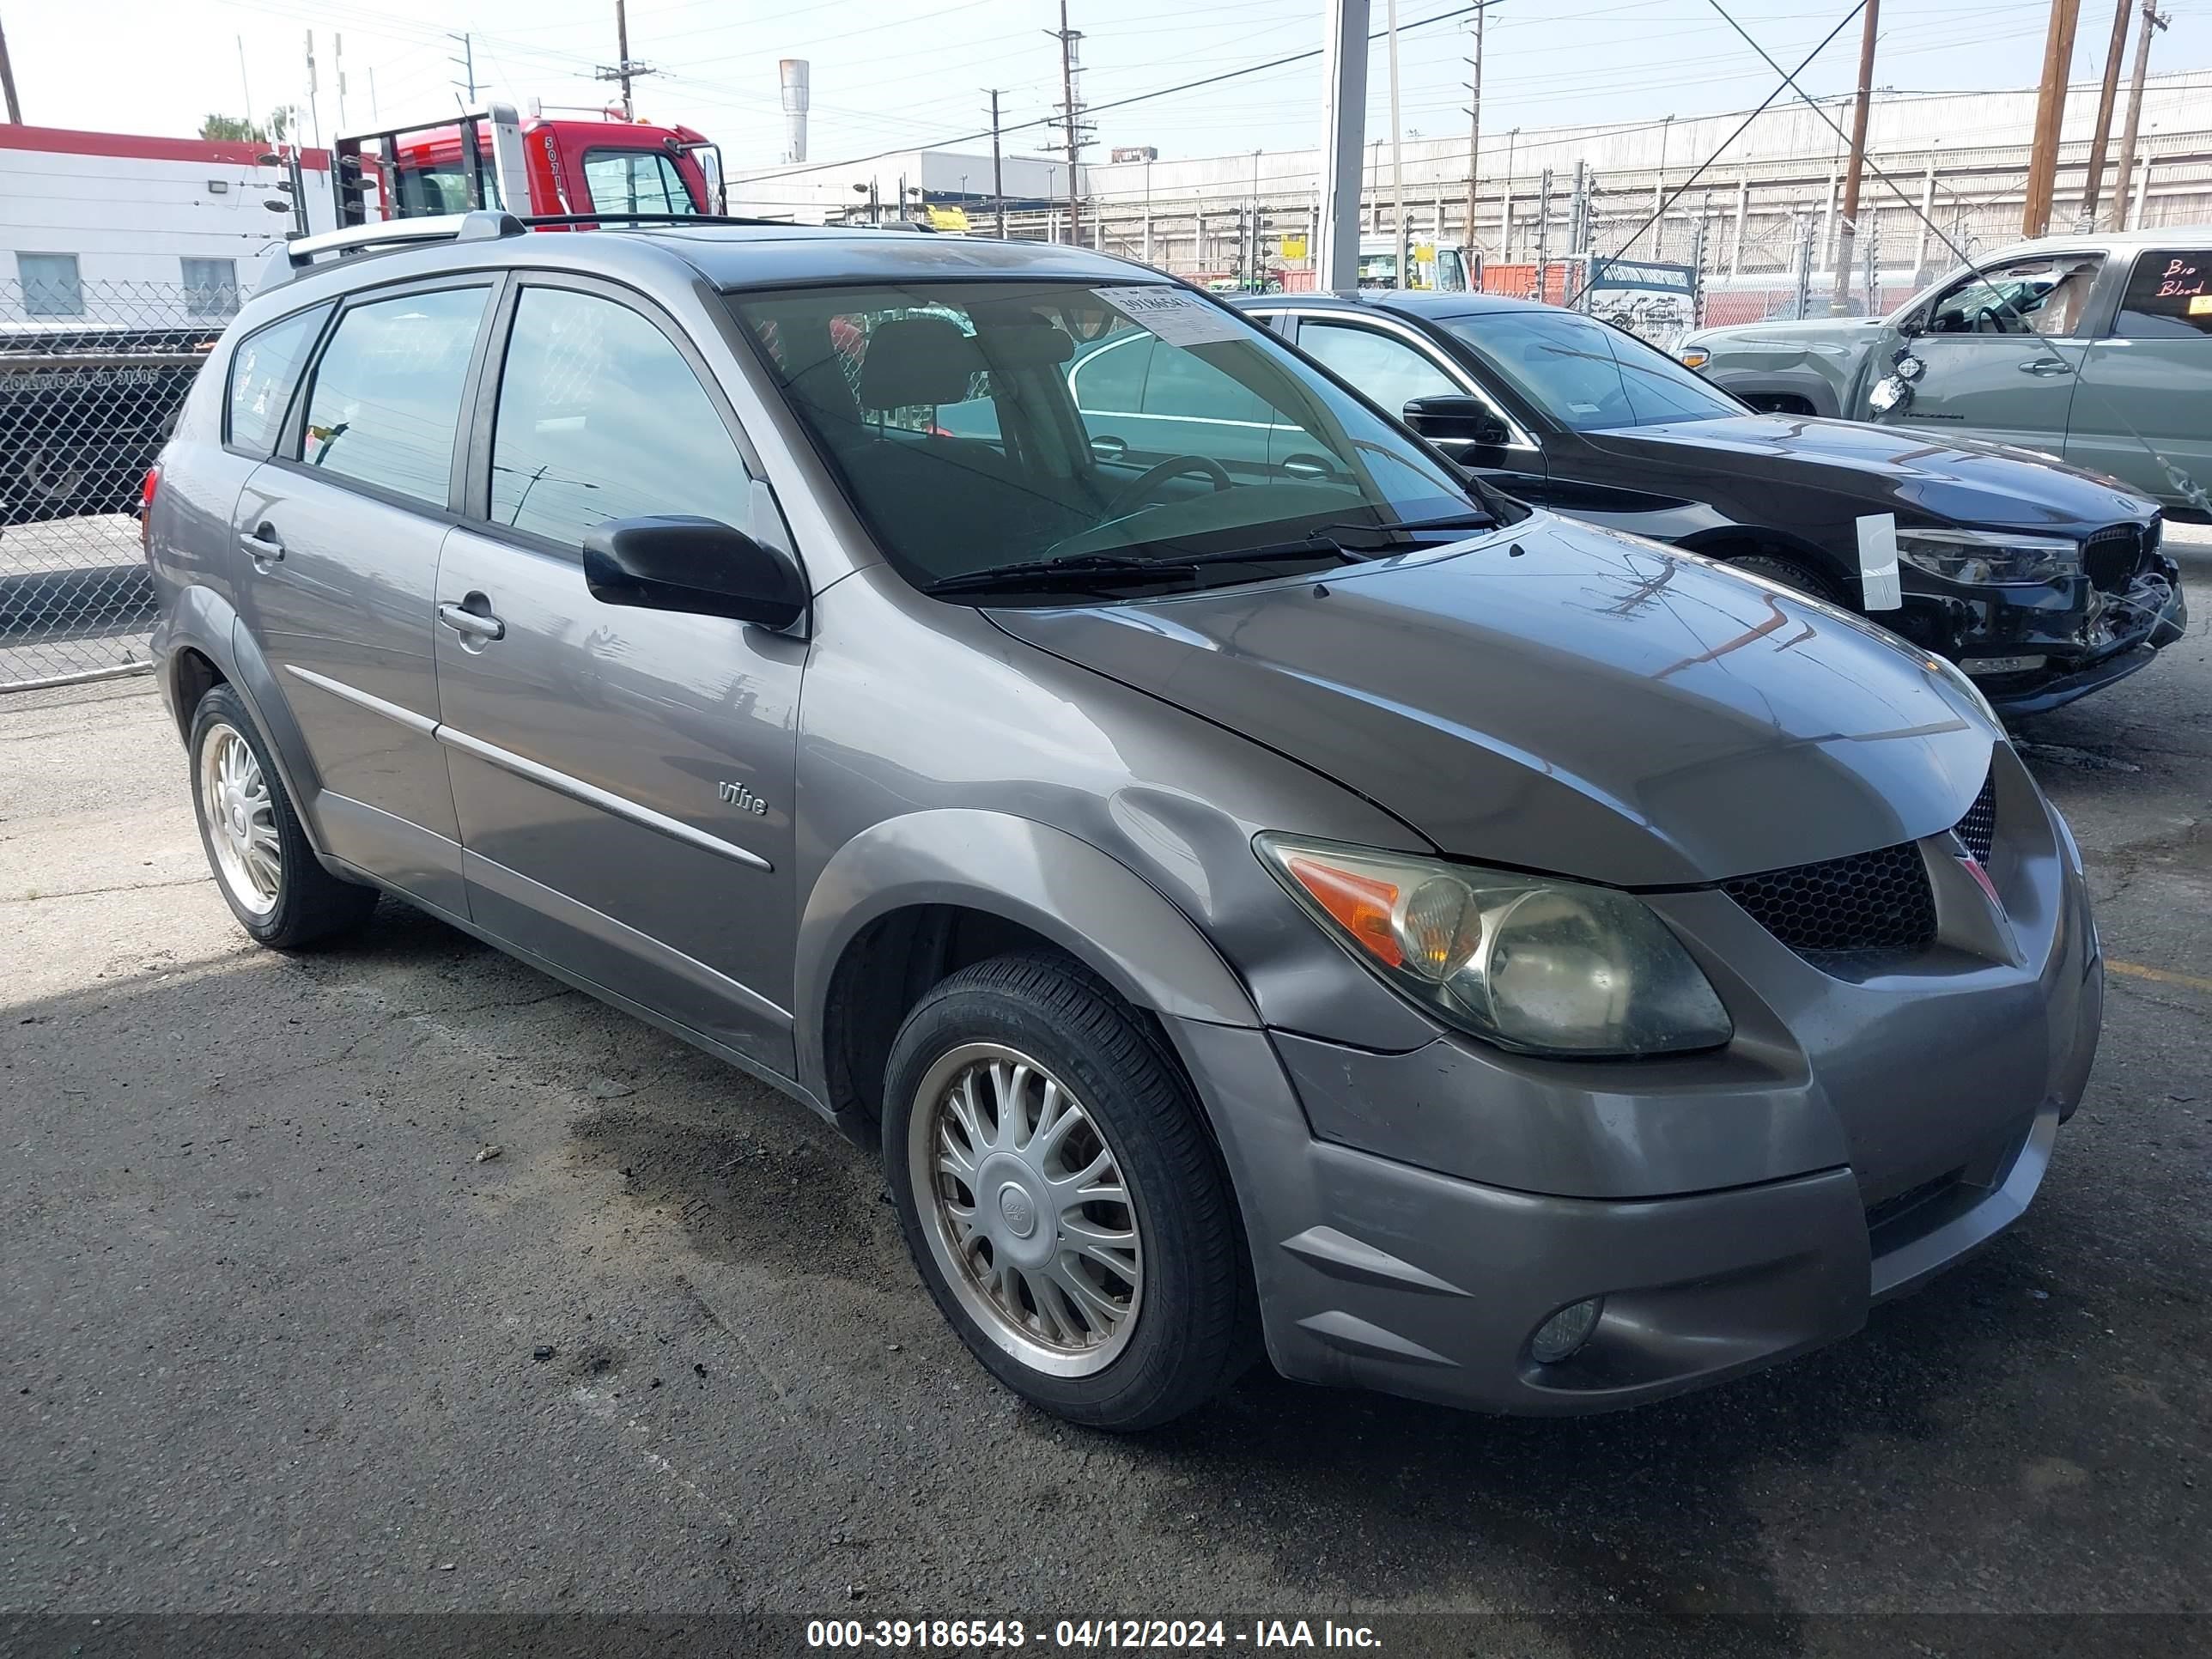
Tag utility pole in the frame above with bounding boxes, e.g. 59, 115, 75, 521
2109, 1, 2168, 230
596, 0, 654, 121
2075, 0, 2132, 225
334, 33, 347, 130
1049, 2, 1088, 246
1387, 0, 1407, 286
0, 13, 21, 124
303, 30, 322, 148
450, 33, 477, 101
985, 90, 1006, 238
1462, 3, 1482, 259
1250, 149, 1263, 289
1829, 0, 1879, 313
1316, 0, 1370, 291
2022, 0, 2083, 237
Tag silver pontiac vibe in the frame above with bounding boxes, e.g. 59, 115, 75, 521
147, 213, 2101, 1430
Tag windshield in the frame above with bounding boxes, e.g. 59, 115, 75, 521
733, 280, 1505, 600
1442, 308, 1745, 430
582, 149, 698, 215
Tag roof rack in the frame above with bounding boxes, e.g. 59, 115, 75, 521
256, 207, 833, 290
284, 210, 526, 268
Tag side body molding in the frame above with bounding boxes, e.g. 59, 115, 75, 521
794, 809, 1262, 1104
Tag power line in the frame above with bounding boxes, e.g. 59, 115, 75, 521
732, 0, 1485, 185
1593, 0, 1867, 274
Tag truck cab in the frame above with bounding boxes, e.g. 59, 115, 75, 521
339, 104, 720, 225
1356, 236, 1473, 292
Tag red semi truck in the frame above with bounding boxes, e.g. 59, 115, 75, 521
334, 102, 722, 226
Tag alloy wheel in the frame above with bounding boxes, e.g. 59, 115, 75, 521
908, 1042, 1145, 1377
198, 722, 280, 916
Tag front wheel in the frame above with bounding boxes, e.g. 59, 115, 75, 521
1726, 552, 1840, 605
883, 951, 1254, 1431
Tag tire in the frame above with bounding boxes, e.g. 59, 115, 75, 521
883, 951, 1255, 1431
1726, 552, 1842, 605
186, 684, 377, 949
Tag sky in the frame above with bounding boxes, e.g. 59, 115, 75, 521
10, 0, 2209, 182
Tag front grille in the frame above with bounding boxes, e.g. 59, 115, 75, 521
1723, 841, 1937, 960
2081, 524, 2147, 593
1956, 772, 1996, 863
1724, 767, 1998, 968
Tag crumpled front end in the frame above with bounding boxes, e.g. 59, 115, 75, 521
1884, 520, 2187, 716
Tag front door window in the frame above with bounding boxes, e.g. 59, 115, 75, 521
1922, 254, 2104, 337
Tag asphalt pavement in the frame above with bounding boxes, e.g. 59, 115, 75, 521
3, 533, 2209, 1653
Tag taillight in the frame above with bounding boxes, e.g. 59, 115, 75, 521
140, 465, 161, 560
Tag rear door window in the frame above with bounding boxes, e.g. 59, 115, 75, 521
488, 285, 750, 546
298, 286, 490, 508
226, 303, 330, 454
2114, 250, 2212, 339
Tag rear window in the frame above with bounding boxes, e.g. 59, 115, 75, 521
2115, 250, 2212, 339
225, 304, 329, 454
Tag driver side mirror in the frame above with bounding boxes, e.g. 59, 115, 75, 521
1401, 394, 1510, 448
584, 515, 807, 630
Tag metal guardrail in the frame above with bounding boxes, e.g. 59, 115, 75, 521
0, 281, 223, 690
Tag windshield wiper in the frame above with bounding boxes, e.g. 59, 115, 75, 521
1314, 510, 1496, 542
924, 540, 1358, 598
925, 551, 1202, 597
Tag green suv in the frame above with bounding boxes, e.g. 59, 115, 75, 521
1677, 229, 2211, 518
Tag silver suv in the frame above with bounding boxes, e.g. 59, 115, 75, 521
148, 213, 2103, 1429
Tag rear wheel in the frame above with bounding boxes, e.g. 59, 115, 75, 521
187, 684, 376, 948
883, 951, 1253, 1431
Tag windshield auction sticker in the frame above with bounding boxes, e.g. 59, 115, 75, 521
1094, 285, 1250, 346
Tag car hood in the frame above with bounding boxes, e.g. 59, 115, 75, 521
1686, 318, 1886, 351
988, 514, 1995, 887
1583, 415, 2157, 532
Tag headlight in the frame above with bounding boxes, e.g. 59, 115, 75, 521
1255, 835, 1732, 1058
1896, 526, 2079, 586
1678, 346, 1711, 370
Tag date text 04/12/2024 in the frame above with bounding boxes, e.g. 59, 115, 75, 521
805, 1619, 1382, 1649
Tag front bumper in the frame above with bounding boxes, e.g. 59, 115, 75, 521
1173, 753, 2104, 1415
1892, 554, 2187, 718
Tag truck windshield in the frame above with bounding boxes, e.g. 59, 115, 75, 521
582, 149, 697, 215
732, 279, 1504, 600
1443, 308, 1746, 430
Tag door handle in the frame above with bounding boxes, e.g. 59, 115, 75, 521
2018, 357, 2072, 376
239, 526, 284, 562
437, 601, 505, 642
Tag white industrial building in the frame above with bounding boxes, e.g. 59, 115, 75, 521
732, 147, 1081, 227
0, 126, 338, 326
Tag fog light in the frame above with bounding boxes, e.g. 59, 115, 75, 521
1529, 1296, 1604, 1364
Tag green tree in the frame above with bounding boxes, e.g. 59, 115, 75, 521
199, 113, 264, 142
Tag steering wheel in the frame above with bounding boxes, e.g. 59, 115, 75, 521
1972, 304, 2006, 334
1104, 453, 1233, 516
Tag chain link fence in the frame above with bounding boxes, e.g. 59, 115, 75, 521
0, 280, 228, 690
